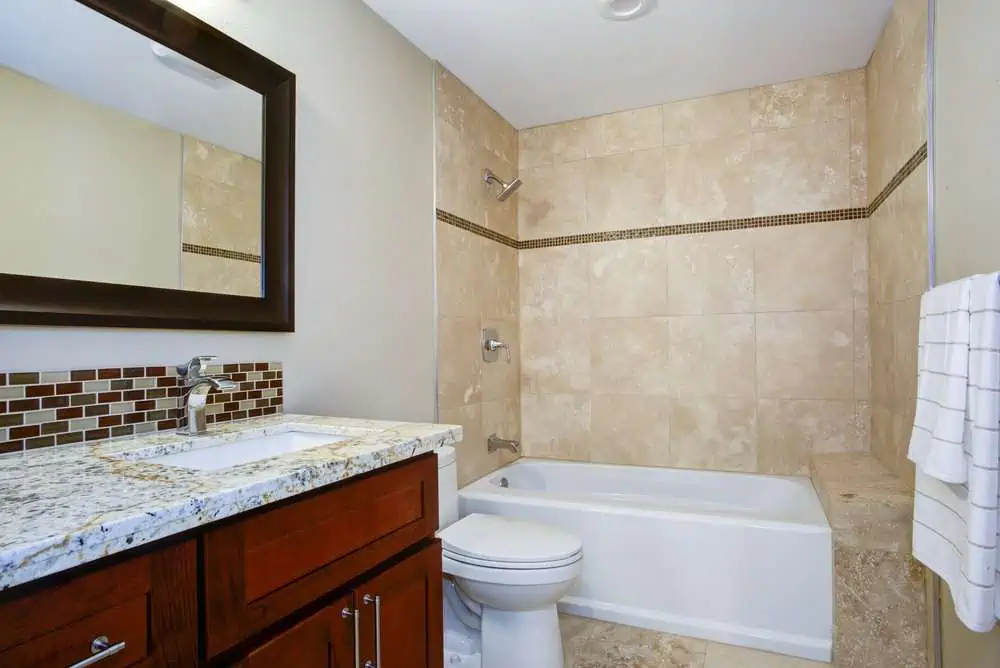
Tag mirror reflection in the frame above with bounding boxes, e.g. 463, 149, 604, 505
0, 0, 264, 297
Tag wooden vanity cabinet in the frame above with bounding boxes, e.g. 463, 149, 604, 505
0, 453, 443, 668
239, 543, 442, 668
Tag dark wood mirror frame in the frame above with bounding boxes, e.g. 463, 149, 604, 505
0, 0, 295, 331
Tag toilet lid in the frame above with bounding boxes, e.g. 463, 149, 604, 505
438, 514, 582, 565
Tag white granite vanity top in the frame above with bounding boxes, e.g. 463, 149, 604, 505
0, 414, 460, 591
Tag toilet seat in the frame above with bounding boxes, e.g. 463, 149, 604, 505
438, 513, 582, 566
442, 548, 582, 570
443, 550, 583, 586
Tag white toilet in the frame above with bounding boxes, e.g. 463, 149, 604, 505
436, 446, 583, 668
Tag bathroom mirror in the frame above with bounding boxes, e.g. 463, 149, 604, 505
0, 0, 295, 331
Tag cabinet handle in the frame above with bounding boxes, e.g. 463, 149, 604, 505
68, 636, 126, 668
363, 594, 381, 668
341, 607, 360, 668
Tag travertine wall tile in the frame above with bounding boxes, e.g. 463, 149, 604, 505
669, 395, 757, 473
517, 162, 587, 240
757, 310, 855, 400
750, 119, 852, 216
435, 66, 521, 484
520, 392, 591, 461
590, 318, 671, 395
751, 72, 851, 131
589, 239, 668, 318
586, 148, 667, 232
754, 221, 855, 312
661, 90, 750, 146
665, 230, 755, 315
514, 70, 870, 474
668, 315, 756, 398
589, 394, 671, 467
664, 136, 753, 225
758, 400, 866, 475
585, 106, 663, 158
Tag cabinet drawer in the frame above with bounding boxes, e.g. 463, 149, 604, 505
0, 539, 197, 668
203, 453, 438, 657
0, 595, 148, 668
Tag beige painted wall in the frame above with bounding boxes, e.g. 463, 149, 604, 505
0, 0, 438, 425
435, 66, 521, 485
932, 0, 1000, 661
0, 66, 181, 289
515, 72, 871, 475
934, 0, 1000, 284
867, 0, 929, 486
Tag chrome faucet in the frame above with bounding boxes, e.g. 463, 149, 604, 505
487, 434, 520, 454
176, 356, 238, 436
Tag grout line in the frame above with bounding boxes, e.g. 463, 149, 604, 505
182, 243, 262, 264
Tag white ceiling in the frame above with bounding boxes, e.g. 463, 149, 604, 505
0, 0, 262, 159
363, 0, 895, 129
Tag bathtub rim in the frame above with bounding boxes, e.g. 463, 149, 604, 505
460, 457, 831, 533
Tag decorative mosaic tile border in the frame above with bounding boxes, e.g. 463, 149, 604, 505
435, 210, 519, 249
867, 143, 929, 216
519, 208, 869, 249
0, 361, 283, 455
182, 243, 262, 264
437, 143, 929, 250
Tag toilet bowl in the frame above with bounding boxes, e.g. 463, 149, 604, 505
436, 447, 582, 668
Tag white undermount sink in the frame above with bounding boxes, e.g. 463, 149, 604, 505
145, 430, 351, 471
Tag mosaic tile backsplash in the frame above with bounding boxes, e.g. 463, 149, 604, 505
0, 361, 283, 455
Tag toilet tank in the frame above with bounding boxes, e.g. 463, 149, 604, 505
436, 446, 459, 529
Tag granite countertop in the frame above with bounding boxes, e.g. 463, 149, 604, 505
0, 414, 460, 591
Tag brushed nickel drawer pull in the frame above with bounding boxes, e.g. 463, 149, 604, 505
67, 636, 126, 668
341, 607, 361, 668
363, 593, 381, 668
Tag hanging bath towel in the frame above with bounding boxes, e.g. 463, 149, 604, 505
909, 272, 1000, 632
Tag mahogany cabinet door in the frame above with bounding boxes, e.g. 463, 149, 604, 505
239, 594, 356, 668
358, 542, 443, 668
203, 454, 438, 657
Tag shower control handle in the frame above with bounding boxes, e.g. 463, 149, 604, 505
482, 328, 510, 364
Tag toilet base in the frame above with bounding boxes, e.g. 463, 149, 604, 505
481, 605, 563, 668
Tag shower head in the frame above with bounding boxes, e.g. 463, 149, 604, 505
483, 168, 523, 202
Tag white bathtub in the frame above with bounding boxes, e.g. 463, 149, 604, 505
459, 459, 833, 662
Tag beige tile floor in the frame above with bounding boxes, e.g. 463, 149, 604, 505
561, 615, 830, 668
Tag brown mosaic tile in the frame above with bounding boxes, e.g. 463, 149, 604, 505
70, 394, 97, 407
25, 385, 55, 398
123, 413, 145, 425
158, 419, 178, 430
123, 367, 145, 379
85, 404, 110, 417
42, 396, 70, 409
56, 382, 83, 395
9, 373, 39, 385
57, 432, 84, 446
0, 440, 23, 454
145, 366, 167, 377
156, 377, 177, 388
0, 374, 6, 386
135, 400, 155, 411
70, 370, 97, 382
0, 401, 6, 414
99, 415, 123, 428
110, 425, 134, 438
40, 421, 69, 436
97, 368, 122, 380
98, 391, 121, 403
26, 436, 55, 449
10, 425, 40, 439
123, 390, 144, 401
9, 399, 39, 412
0, 415, 22, 428
57, 407, 84, 420
85, 429, 109, 441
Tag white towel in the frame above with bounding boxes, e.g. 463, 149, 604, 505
909, 273, 1000, 632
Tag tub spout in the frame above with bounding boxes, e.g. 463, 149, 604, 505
488, 434, 519, 454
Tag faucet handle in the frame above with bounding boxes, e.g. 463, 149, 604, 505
177, 355, 217, 379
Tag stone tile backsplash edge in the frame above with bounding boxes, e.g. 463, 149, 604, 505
0, 361, 283, 455
437, 142, 928, 250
